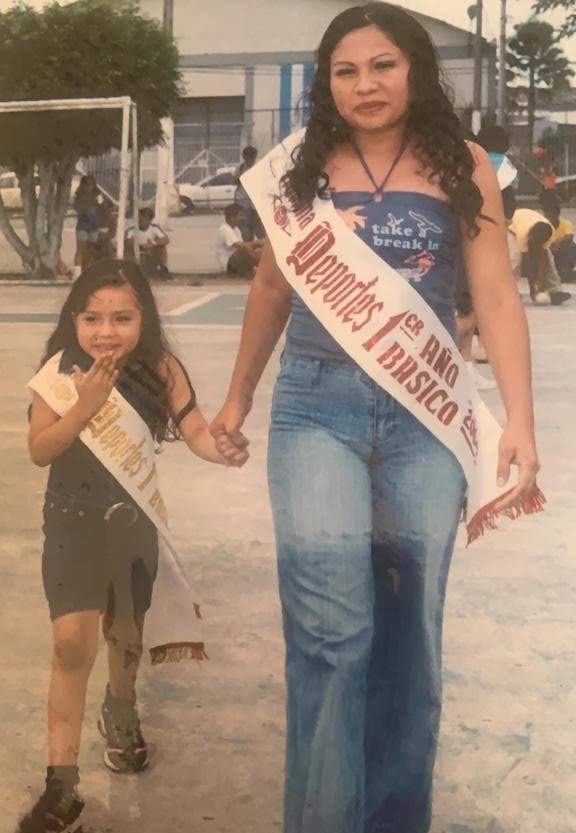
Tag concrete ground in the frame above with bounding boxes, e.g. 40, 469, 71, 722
1, 207, 575, 277
0, 213, 225, 276
0, 280, 575, 833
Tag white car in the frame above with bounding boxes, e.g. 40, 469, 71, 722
0, 171, 25, 209
0, 170, 81, 210
178, 166, 237, 212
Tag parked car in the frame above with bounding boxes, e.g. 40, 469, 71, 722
0, 171, 26, 209
178, 166, 237, 213
0, 170, 81, 210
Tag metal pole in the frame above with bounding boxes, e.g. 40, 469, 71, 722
117, 97, 131, 259
473, 0, 483, 133
131, 103, 140, 264
163, 0, 173, 35
498, 0, 507, 127
155, 0, 175, 225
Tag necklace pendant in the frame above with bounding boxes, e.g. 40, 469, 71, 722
373, 192, 383, 203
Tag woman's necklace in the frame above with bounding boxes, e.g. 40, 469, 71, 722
351, 138, 408, 203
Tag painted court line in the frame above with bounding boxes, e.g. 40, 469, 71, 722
165, 293, 220, 316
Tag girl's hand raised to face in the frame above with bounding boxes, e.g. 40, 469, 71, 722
72, 354, 119, 419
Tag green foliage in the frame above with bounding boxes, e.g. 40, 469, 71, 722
532, 0, 576, 39
507, 20, 573, 92
507, 19, 574, 145
0, 0, 182, 167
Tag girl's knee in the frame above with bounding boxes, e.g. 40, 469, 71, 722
52, 612, 99, 674
53, 633, 97, 674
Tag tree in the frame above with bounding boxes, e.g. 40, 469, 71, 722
507, 20, 574, 150
532, 0, 576, 40
0, 0, 181, 278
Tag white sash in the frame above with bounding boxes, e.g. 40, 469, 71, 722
242, 129, 544, 542
28, 352, 206, 664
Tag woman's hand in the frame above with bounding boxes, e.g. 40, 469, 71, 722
219, 445, 250, 468
209, 397, 251, 466
72, 354, 119, 419
495, 422, 540, 512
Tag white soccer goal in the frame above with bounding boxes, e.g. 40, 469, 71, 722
0, 96, 138, 258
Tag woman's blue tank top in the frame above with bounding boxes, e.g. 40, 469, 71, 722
284, 191, 458, 361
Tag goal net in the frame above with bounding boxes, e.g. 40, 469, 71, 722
0, 96, 138, 259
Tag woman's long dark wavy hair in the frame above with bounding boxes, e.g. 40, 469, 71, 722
282, 2, 485, 237
41, 259, 179, 443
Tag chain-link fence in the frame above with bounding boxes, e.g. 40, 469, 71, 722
75, 106, 576, 213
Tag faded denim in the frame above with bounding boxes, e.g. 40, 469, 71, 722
268, 354, 466, 833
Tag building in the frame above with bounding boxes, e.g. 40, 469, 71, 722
139, 0, 496, 182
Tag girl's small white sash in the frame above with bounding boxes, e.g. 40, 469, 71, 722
242, 129, 544, 542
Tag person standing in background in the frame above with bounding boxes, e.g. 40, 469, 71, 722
73, 175, 102, 277
234, 146, 265, 242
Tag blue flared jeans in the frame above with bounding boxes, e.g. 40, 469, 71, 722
267, 354, 466, 833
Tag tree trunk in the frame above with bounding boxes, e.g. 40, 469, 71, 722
528, 61, 536, 152
36, 161, 58, 276
0, 177, 35, 271
9, 155, 79, 279
19, 162, 42, 274
50, 159, 76, 266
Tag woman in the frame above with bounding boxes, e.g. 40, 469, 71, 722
211, 5, 540, 832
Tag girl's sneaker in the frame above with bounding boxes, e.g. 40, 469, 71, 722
16, 777, 84, 833
97, 685, 149, 774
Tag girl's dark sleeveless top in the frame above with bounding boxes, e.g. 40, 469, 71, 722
44, 347, 195, 509
285, 191, 458, 362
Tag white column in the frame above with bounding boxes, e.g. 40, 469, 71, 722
116, 96, 131, 259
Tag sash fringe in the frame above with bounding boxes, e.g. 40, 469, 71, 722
149, 642, 209, 665
466, 486, 546, 545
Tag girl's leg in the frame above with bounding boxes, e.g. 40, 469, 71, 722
48, 610, 100, 765
100, 612, 148, 773
364, 399, 466, 833
73, 239, 87, 268
103, 612, 144, 699
268, 357, 376, 833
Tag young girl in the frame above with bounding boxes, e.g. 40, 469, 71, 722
18, 259, 247, 833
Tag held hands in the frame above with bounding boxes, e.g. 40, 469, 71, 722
495, 422, 540, 512
72, 354, 119, 420
218, 444, 250, 468
210, 397, 251, 468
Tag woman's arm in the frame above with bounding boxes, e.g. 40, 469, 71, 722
209, 238, 293, 459
28, 355, 119, 466
462, 143, 540, 509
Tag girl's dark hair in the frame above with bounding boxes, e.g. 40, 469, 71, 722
41, 258, 178, 442
282, 2, 486, 236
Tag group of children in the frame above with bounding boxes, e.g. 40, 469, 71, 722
73, 175, 171, 280
18, 258, 248, 833
456, 124, 573, 392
